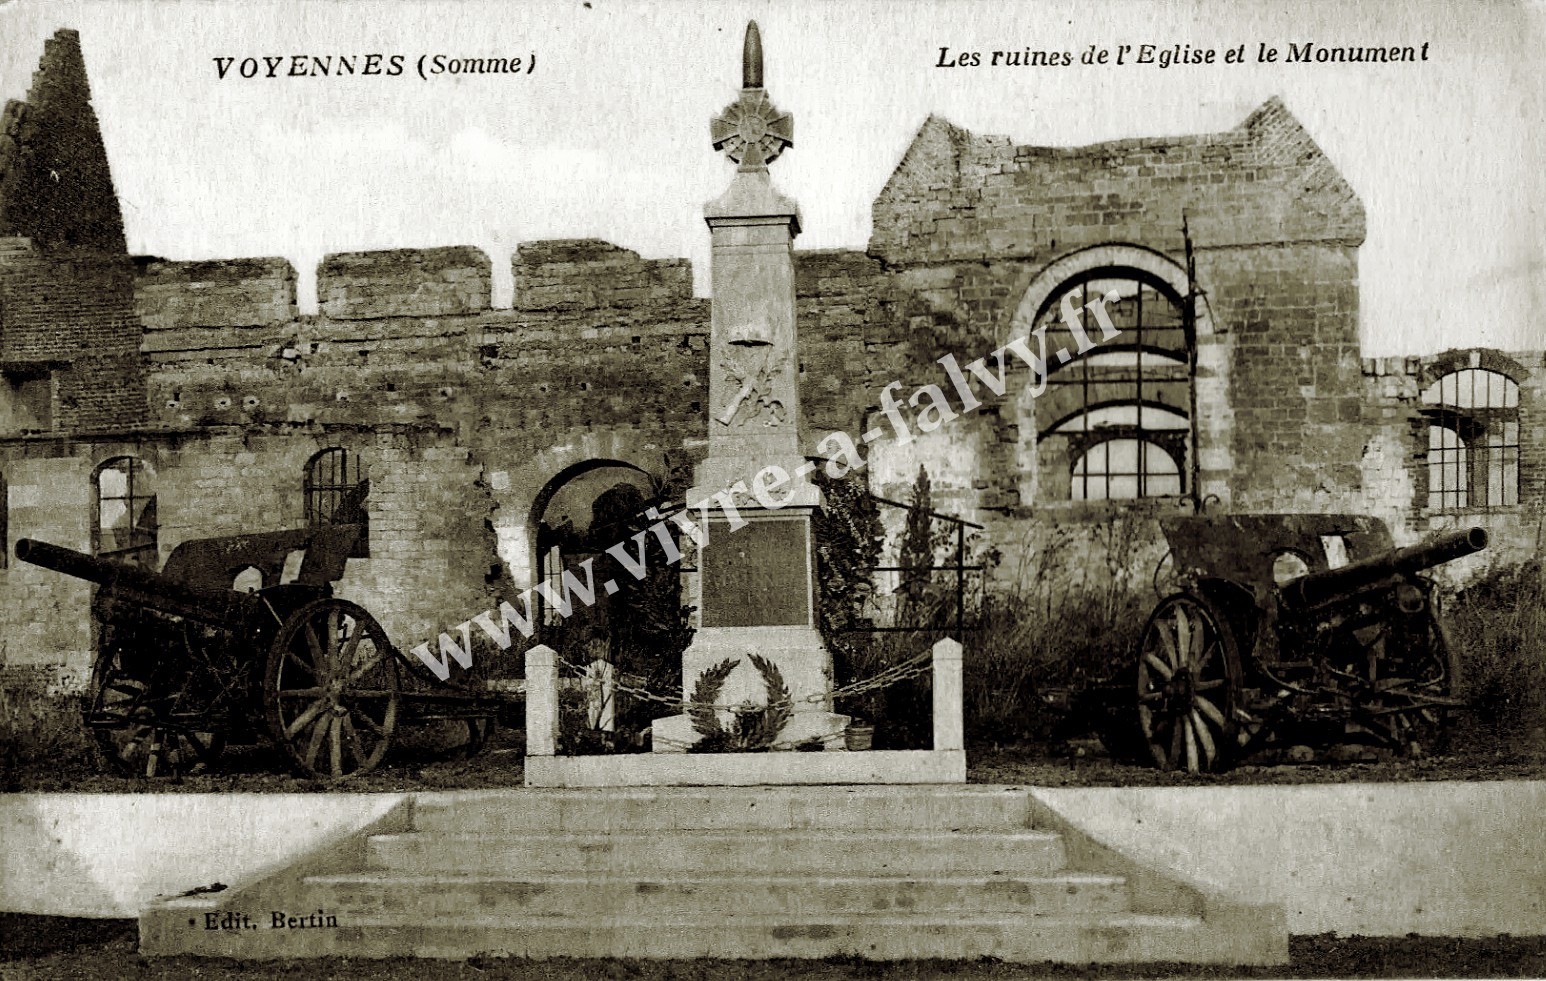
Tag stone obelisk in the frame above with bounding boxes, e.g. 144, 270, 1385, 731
651, 22, 848, 752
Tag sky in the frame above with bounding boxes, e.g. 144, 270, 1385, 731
1, 0, 1542, 356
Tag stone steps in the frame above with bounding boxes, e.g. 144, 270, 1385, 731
410, 786, 1036, 833
366, 829, 1068, 877
229, 912, 1214, 962
139, 786, 1289, 964
303, 871, 1133, 919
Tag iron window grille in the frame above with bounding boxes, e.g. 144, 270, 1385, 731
304, 448, 368, 556
1066, 430, 1186, 501
1037, 271, 1193, 500
1421, 369, 1520, 511
95, 457, 157, 567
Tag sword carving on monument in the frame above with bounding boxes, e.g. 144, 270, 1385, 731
716, 350, 786, 427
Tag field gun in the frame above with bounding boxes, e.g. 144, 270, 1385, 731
16, 480, 502, 779
1087, 514, 1485, 773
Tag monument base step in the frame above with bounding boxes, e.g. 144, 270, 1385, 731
144, 912, 1240, 962
524, 748, 966, 786
301, 871, 1133, 919
365, 828, 1066, 876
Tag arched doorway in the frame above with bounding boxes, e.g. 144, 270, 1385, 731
529, 462, 693, 716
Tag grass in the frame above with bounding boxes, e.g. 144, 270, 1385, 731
3, 541, 1542, 789
0, 681, 97, 792
1445, 557, 1546, 757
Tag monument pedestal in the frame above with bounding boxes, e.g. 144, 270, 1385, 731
652, 625, 850, 752
651, 504, 849, 753
521, 21, 966, 785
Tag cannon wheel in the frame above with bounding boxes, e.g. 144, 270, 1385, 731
85, 646, 225, 778
264, 598, 400, 779
1136, 593, 1242, 773
1350, 610, 1462, 757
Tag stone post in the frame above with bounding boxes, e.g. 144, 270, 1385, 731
931, 638, 964, 753
525, 644, 559, 757
583, 658, 616, 732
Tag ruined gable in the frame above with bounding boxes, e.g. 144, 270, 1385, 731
870, 97, 1366, 265
0, 29, 125, 253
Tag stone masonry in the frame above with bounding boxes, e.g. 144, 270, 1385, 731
1, 29, 1541, 682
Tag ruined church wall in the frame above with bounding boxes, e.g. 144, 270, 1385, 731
0, 424, 497, 681
115, 240, 718, 658
1359, 348, 1546, 577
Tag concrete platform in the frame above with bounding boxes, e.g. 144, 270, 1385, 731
300, 871, 1134, 919
410, 785, 1035, 832
137, 785, 1286, 964
144, 911, 1229, 962
10, 781, 1542, 939
364, 828, 1069, 876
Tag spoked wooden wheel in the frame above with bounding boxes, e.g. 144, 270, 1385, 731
1352, 612, 1461, 757
85, 648, 225, 778
264, 599, 400, 779
1136, 593, 1242, 773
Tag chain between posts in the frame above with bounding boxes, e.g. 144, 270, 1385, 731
552, 649, 934, 715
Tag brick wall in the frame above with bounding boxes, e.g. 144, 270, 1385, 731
0, 448, 94, 676
512, 239, 693, 312
859, 99, 1379, 531
1358, 348, 1546, 573
0, 30, 125, 253
136, 257, 297, 330
870, 98, 1363, 269
1199, 243, 1366, 511
0, 239, 147, 433
320, 247, 490, 320
0, 28, 145, 440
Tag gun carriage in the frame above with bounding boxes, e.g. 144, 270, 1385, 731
16, 482, 506, 780
1087, 514, 1485, 773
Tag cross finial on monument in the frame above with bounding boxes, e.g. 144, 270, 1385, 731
710, 21, 792, 171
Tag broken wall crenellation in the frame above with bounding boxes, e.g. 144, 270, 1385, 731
133, 240, 700, 330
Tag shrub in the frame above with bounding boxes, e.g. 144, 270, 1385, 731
0, 683, 96, 791
1445, 557, 1546, 757
964, 514, 1153, 746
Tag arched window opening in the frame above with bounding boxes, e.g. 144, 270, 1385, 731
534, 464, 657, 634
1426, 425, 1468, 511
1049, 403, 1190, 434
305, 448, 368, 556
1034, 270, 1193, 501
304, 448, 363, 526
1070, 437, 1183, 501
95, 457, 157, 568
1421, 369, 1519, 510
531, 461, 690, 738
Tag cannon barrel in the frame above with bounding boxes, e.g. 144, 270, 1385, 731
1279, 526, 1488, 609
15, 538, 255, 628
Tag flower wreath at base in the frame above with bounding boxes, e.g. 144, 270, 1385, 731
687, 653, 793, 753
